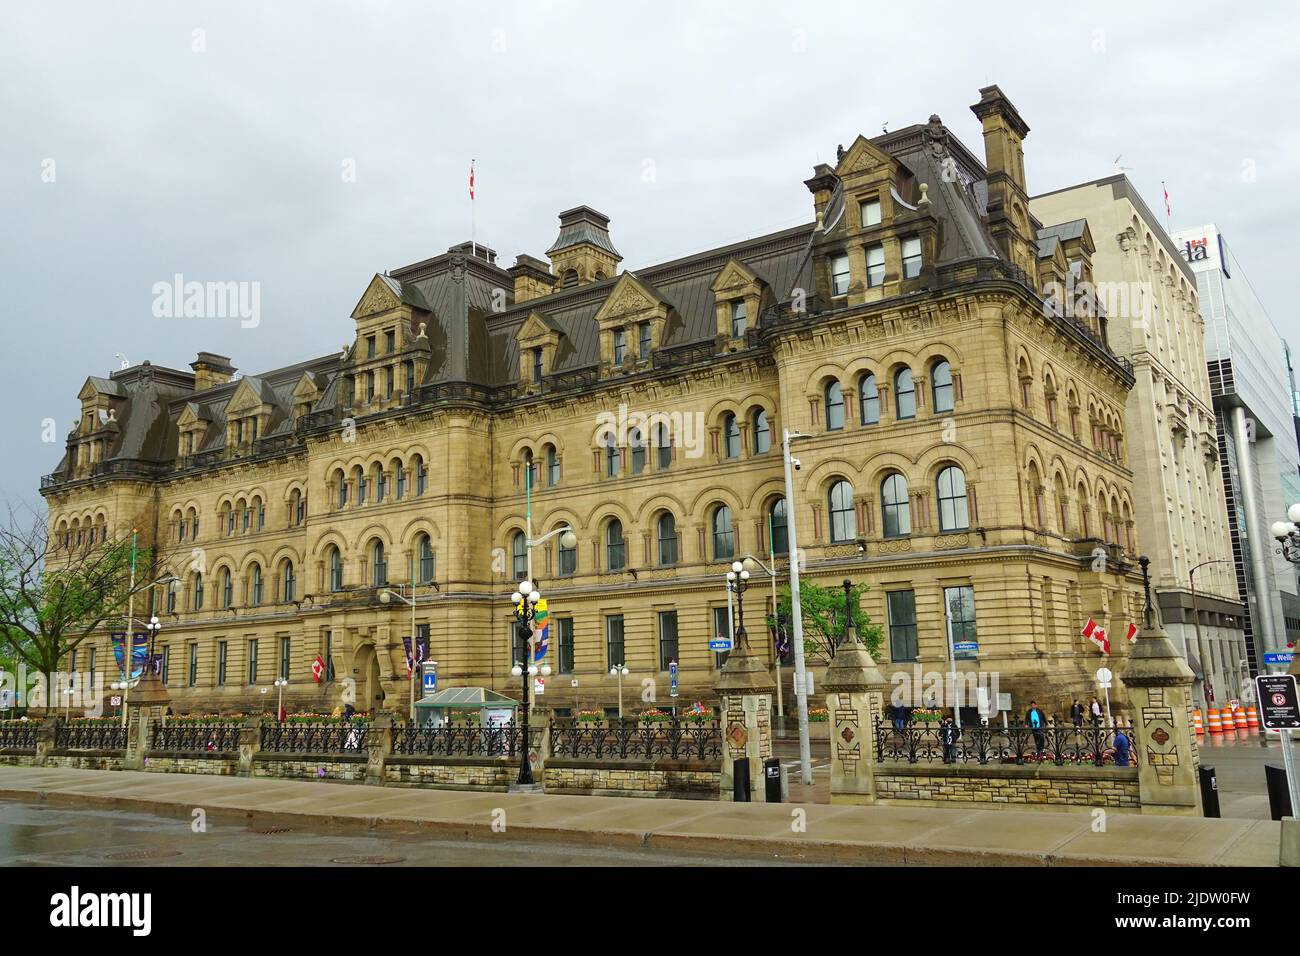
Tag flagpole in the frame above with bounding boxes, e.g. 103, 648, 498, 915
121, 529, 137, 727
470, 159, 476, 258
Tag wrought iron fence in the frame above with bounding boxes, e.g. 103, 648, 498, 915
0, 721, 37, 751
873, 718, 1138, 767
390, 720, 538, 757
150, 721, 241, 753
56, 719, 128, 751
549, 717, 723, 762
259, 721, 368, 754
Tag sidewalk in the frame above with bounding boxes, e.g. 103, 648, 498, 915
0, 766, 1280, 866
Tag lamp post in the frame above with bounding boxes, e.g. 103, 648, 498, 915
379, 569, 421, 722
1189, 558, 1233, 710
741, 552, 783, 716
273, 676, 288, 721
782, 428, 813, 785
727, 561, 752, 649
509, 579, 550, 786
609, 662, 629, 717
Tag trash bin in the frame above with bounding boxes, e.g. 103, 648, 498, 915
1266, 764, 1293, 821
733, 757, 750, 802
1198, 765, 1220, 818
764, 757, 782, 803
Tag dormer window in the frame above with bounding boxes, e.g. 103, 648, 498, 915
638, 322, 651, 360
902, 236, 923, 279
366, 335, 376, 358
532, 348, 543, 384
866, 245, 885, 288
859, 198, 881, 228
613, 329, 627, 365
831, 254, 850, 297
730, 301, 747, 338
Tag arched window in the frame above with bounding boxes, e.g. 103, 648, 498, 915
562, 269, 578, 288
371, 540, 387, 587
712, 505, 735, 560
753, 410, 771, 454
335, 470, 347, 509
723, 414, 740, 458
414, 455, 427, 496
931, 360, 953, 413
282, 560, 296, 603
546, 445, 560, 487
1054, 474, 1069, 533
859, 372, 879, 425
828, 480, 856, 542
604, 433, 620, 478
605, 519, 626, 571
881, 474, 911, 538
523, 450, 535, 491
221, 568, 234, 609
894, 368, 916, 420
825, 381, 845, 431
417, 533, 435, 584
328, 547, 343, 592
769, 498, 789, 554
394, 460, 406, 500
557, 527, 577, 576
193, 572, 204, 610
936, 465, 969, 531
354, 466, 367, 505
657, 512, 678, 566
630, 429, 646, 474
374, 463, 386, 503
189, 508, 199, 540
511, 531, 528, 580
250, 564, 263, 606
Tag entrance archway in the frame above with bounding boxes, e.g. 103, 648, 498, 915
352, 644, 385, 714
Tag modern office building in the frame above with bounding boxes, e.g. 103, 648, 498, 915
1031, 177, 1244, 709
1170, 224, 1300, 685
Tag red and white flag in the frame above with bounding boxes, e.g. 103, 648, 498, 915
312, 654, 324, 684
1126, 622, 1138, 643
1162, 181, 1171, 218
469, 160, 475, 201
1081, 618, 1110, 655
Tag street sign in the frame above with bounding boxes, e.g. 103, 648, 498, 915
1265, 652, 1295, 666
534, 677, 545, 696
1255, 674, 1300, 731
422, 672, 437, 693
669, 660, 678, 698
709, 639, 732, 651
1096, 666, 1113, 689
997, 692, 1012, 713
953, 641, 978, 654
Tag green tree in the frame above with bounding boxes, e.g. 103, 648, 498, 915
0, 507, 156, 681
766, 580, 882, 663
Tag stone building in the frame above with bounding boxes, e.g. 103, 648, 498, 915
1031, 177, 1245, 710
42, 86, 1145, 719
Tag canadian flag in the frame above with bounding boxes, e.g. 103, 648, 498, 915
1126, 622, 1138, 643
1081, 618, 1110, 655
312, 655, 325, 684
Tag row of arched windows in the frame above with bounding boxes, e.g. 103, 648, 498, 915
331, 455, 426, 509
824, 359, 953, 431
54, 515, 110, 551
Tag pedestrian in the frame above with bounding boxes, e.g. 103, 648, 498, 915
343, 702, 355, 722
1089, 697, 1103, 727
939, 716, 959, 764
1113, 727, 1131, 767
1026, 699, 1047, 755
1070, 698, 1084, 729
891, 702, 906, 735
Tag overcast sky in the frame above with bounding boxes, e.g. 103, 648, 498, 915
3, 0, 1297, 509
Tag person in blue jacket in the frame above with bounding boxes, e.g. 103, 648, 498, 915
1113, 728, 1131, 767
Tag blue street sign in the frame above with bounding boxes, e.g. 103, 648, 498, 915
669, 660, 678, 697
423, 663, 438, 695
1264, 652, 1294, 665
953, 641, 978, 653
709, 639, 732, 651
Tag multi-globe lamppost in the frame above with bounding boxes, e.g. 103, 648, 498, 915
726, 560, 752, 649
509, 578, 550, 786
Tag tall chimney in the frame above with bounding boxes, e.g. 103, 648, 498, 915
509, 254, 556, 304
190, 352, 236, 392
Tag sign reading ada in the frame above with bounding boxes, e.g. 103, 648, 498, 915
1254, 674, 1300, 731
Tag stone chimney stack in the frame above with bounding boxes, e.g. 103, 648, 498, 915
970, 84, 1029, 192
190, 352, 236, 392
509, 254, 556, 304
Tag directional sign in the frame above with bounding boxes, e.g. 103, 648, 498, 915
709, 639, 732, 652
422, 662, 438, 696
669, 660, 679, 698
1255, 674, 1300, 731
1264, 652, 1295, 666
953, 641, 978, 653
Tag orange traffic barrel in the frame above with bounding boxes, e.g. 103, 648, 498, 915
1207, 708, 1223, 735
1234, 708, 1249, 731
1192, 709, 1204, 735
1247, 705, 1259, 729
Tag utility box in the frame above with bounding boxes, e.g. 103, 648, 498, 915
763, 757, 782, 803
1266, 764, 1293, 821
733, 757, 750, 802
1198, 765, 1220, 818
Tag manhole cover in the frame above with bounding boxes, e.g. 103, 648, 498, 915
329, 855, 405, 866
102, 849, 181, 861
255, 827, 295, 834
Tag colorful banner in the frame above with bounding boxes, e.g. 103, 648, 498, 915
532, 598, 549, 661
112, 631, 149, 680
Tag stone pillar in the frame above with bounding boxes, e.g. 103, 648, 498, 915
35, 717, 59, 767
237, 717, 262, 777
823, 580, 888, 805
715, 620, 776, 802
125, 670, 170, 771
367, 713, 393, 784
1119, 557, 1202, 816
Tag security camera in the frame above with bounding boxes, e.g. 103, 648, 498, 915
792, 458, 801, 471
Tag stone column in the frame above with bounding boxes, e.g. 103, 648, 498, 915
715, 619, 776, 802
367, 713, 393, 784
824, 580, 888, 805
35, 717, 59, 767
125, 670, 170, 771
237, 716, 262, 777
1119, 557, 1202, 816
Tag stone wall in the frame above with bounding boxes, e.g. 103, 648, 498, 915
544, 759, 720, 799
42, 751, 126, 771
384, 756, 514, 791
875, 762, 1140, 810
251, 754, 368, 782
141, 753, 237, 775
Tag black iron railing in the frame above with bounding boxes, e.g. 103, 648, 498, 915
874, 718, 1137, 767
150, 721, 241, 753
55, 719, 128, 751
0, 721, 37, 751
390, 720, 538, 757
549, 717, 723, 762
259, 721, 368, 754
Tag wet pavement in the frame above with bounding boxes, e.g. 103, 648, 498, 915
0, 798, 811, 866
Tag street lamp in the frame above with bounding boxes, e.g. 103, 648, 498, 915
741, 553, 784, 717
727, 560, 752, 649
379, 579, 422, 722
609, 662, 629, 717
509, 579, 547, 786
273, 677, 288, 721
782, 427, 814, 785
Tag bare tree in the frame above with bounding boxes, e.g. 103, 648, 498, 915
0, 505, 155, 678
